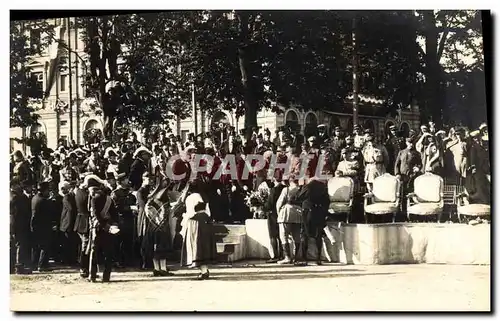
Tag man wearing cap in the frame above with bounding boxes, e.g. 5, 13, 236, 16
10, 180, 32, 274
395, 138, 422, 203
111, 172, 137, 267
331, 127, 345, 154
86, 175, 119, 282
385, 125, 402, 175
31, 181, 53, 272
58, 181, 79, 265
129, 146, 152, 192
317, 124, 329, 145
353, 125, 365, 150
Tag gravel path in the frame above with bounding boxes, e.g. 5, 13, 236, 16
10, 262, 490, 311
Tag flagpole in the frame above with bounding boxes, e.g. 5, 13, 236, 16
352, 14, 359, 127
67, 17, 74, 142
74, 18, 81, 145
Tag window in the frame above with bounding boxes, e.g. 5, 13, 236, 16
85, 119, 99, 130
61, 120, 68, 126
60, 75, 67, 92
285, 110, 300, 133
30, 72, 43, 99
30, 29, 41, 50
181, 130, 189, 143
304, 113, 318, 138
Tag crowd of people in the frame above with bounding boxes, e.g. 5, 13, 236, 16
10, 120, 491, 280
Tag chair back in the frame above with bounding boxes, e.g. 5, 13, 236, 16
328, 176, 354, 203
414, 172, 443, 203
372, 173, 399, 203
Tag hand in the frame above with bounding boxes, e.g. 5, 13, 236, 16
243, 185, 248, 191
231, 185, 237, 193
396, 174, 401, 180
217, 189, 221, 196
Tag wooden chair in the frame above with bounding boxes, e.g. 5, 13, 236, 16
363, 173, 401, 223
407, 173, 444, 222
327, 176, 354, 223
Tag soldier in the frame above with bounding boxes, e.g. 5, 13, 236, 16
289, 176, 330, 266
317, 124, 330, 145
362, 133, 389, 192
85, 175, 119, 283
73, 175, 91, 278
385, 125, 403, 175
59, 181, 78, 265
112, 172, 137, 267
330, 127, 345, 154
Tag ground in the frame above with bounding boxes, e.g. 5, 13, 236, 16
10, 262, 490, 312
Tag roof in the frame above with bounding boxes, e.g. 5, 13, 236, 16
346, 94, 385, 106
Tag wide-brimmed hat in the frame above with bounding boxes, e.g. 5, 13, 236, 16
133, 146, 152, 159
479, 123, 488, 131
82, 175, 106, 189
104, 147, 118, 159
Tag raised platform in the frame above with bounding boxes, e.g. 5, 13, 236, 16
216, 220, 490, 265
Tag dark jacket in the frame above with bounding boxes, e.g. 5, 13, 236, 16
31, 193, 53, 234
129, 158, 148, 191
136, 185, 151, 237
264, 184, 286, 219
118, 152, 134, 176
90, 190, 119, 231
394, 148, 422, 177
10, 192, 31, 241
74, 187, 90, 234
60, 192, 77, 233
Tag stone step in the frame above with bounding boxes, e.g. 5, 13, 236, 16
217, 242, 237, 254
214, 233, 245, 243
212, 224, 247, 235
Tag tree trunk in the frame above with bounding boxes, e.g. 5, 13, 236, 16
237, 11, 258, 139
422, 11, 444, 128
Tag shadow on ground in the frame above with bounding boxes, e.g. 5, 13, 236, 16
109, 271, 397, 283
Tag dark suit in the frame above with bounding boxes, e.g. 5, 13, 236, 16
73, 187, 90, 274
118, 152, 134, 176
129, 158, 148, 191
11, 192, 32, 271
31, 193, 53, 269
59, 192, 78, 264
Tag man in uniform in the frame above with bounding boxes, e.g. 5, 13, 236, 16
385, 125, 403, 175
129, 146, 152, 192
317, 124, 329, 145
111, 172, 137, 267
10, 180, 32, 274
86, 175, 119, 282
353, 124, 365, 150
74, 175, 91, 278
394, 138, 422, 214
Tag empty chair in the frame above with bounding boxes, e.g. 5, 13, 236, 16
327, 176, 354, 223
455, 192, 490, 224
407, 172, 444, 222
363, 173, 401, 223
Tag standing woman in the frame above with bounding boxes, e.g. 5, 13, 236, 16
181, 181, 216, 280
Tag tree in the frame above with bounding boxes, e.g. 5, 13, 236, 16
10, 20, 54, 129
415, 10, 484, 127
